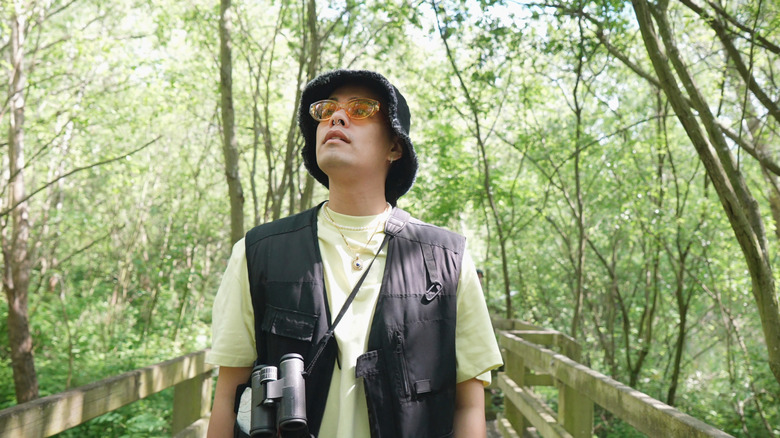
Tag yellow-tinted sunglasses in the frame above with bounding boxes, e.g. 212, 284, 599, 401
309, 98, 381, 122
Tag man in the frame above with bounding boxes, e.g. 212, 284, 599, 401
206, 70, 502, 438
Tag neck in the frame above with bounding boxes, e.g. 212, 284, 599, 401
326, 186, 389, 216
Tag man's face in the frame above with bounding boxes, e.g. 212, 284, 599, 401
315, 84, 401, 186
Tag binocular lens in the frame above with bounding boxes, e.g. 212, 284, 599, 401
279, 418, 307, 432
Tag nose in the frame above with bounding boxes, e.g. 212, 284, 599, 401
330, 108, 349, 126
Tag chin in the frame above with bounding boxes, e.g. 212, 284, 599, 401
317, 156, 352, 175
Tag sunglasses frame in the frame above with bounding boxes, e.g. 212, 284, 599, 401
309, 98, 381, 122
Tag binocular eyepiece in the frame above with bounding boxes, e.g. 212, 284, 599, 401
249, 353, 308, 438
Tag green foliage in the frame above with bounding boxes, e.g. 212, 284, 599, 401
592, 412, 647, 438
55, 391, 173, 438
1, 0, 779, 436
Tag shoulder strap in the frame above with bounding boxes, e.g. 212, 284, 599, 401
385, 207, 409, 236
303, 206, 409, 376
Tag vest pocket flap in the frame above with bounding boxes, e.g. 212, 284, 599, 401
261, 305, 318, 342
355, 350, 382, 378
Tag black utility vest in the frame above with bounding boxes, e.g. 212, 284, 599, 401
245, 204, 465, 438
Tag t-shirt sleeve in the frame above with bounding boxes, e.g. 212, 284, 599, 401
205, 238, 257, 367
455, 247, 504, 385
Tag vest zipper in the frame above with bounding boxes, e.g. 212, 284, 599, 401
394, 330, 411, 398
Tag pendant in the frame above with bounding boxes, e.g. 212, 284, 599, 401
352, 255, 363, 271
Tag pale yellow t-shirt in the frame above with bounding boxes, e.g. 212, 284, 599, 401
207, 207, 503, 437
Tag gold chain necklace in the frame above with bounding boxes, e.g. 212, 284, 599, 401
323, 203, 387, 271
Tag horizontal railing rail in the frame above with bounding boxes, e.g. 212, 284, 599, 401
1, 321, 737, 438
492, 318, 734, 438
0, 349, 214, 438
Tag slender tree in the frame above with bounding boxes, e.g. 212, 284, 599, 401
631, 0, 780, 385
3, 0, 38, 403
219, 0, 245, 244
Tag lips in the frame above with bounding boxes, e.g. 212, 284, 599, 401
324, 129, 350, 144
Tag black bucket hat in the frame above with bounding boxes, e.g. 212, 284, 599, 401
299, 70, 417, 206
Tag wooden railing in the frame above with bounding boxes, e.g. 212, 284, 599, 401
0, 349, 214, 438
492, 319, 734, 438
0, 321, 739, 438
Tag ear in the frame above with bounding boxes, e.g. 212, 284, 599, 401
387, 140, 403, 163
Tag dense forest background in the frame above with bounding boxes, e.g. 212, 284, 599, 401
1, 0, 779, 436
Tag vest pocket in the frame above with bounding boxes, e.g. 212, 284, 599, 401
392, 323, 457, 436
261, 304, 318, 341
392, 320, 456, 401
260, 305, 318, 365
357, 350, 397, 437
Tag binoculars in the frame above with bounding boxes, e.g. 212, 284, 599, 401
249, 353, 309, 438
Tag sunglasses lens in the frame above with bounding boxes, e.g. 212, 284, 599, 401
347, 99, 378, 119
310, 101, 339, 121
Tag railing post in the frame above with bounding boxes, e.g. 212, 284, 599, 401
172, 371, 212, 436
556, 380, 593, 438
555, 336, 592, 438
501, 342, 527, 434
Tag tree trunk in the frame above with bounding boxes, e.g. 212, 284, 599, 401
3, 4, 39, 403
631, 91, 666, 388
666, 254, 689, 406
667, 299, 686, 406
570, 18, 586, 337
631, 0, 780, 385
219, 0, 245, 244
295, 0, 319, 213
262, 0, 317, 220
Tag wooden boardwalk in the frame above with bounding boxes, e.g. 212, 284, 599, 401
0, 319, 736, 438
